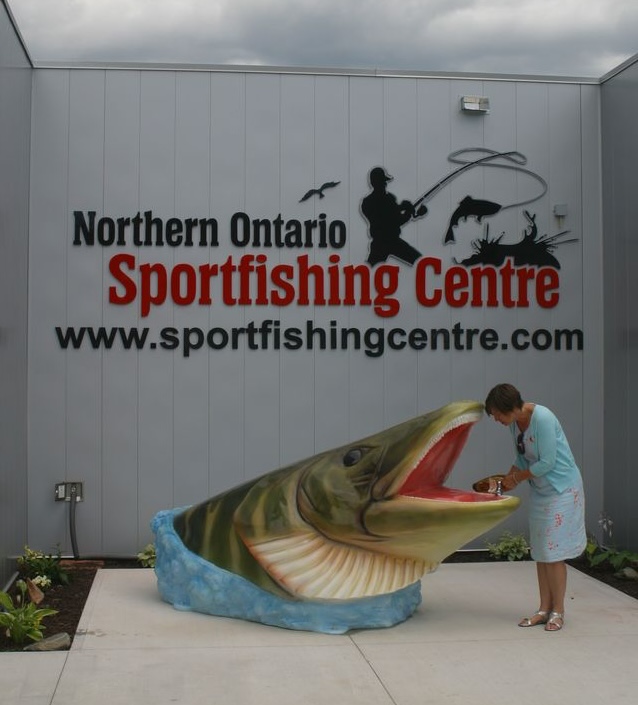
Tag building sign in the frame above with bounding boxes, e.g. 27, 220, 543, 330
58, 148, 583, 358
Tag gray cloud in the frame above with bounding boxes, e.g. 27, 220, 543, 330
8, 0, 638, 77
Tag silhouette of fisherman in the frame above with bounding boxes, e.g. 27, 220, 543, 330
361, 167, 427, 266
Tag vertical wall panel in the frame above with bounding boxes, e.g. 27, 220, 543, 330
415, 79, 454, 412
382, 78, 420, 427
101, 70, 141, 553
173, 72, 212, 508
0, 2, 30, 585
313, 76, 351, 451
66, 70, 106, 553
136, 72, 177, 542
28, 70, 71, 552
580, 83, 604, 535
279, 74, 317, 466
243, 74, 282, 479
208, 72, 246, 496
348, 77, 386, 441
602, 60, 638, 550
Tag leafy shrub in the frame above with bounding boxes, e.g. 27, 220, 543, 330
585, 537, 638, 571
0, 581, 57, 645
17, 546, 69, 587
137, 543, 156, 568
486, 532, 530, 561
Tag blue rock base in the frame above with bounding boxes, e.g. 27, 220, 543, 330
151, 508, 423, 634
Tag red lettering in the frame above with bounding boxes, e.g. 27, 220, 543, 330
218, 256, 237, 305
171, 263, 196, 306
445, 266, 469, 307
515, 267, 535, 307
537, 268, 560, 307
254, 254, 269, 305
500, 260, 517, 307
297, 255, 326, 305
139, 262, 168, 316
108, 254, 137, 306
470, 266, 498, 306
415, 257, 442, 305
197, 263, 217, 305
415, 257, 560, 309
270, 264, 296, 305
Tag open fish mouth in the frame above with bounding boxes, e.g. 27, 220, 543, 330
395, 410, 507, 504
360, 401, 520, 564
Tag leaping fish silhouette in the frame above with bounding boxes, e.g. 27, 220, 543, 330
444, 195, 502, 243
299, 180, 341, 202
152, 401, 519, 632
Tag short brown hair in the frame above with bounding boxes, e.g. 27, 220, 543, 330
485, 383, 524, 416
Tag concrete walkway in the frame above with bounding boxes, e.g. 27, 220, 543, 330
2, 562, 637, 705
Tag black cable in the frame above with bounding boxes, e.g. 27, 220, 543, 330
69, 487, 80, 559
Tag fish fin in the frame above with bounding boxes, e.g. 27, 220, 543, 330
246, 529, 427, 600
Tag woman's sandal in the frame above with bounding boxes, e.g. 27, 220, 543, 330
544, 612, 564, 632
518, 610, 549, 627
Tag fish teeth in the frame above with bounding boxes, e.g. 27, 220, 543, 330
417, 411, 482, 468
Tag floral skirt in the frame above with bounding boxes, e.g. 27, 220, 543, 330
528, 479, 586, 562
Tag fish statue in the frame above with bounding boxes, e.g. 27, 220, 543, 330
444, 195, 502, 243
151, 400, 519, 633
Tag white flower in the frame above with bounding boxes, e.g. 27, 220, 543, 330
32, 575, 52, 590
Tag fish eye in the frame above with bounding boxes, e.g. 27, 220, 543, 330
343, 448, 363, 466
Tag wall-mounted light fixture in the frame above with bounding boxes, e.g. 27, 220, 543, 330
553, 204, 568, 227
460, 96, 490, 114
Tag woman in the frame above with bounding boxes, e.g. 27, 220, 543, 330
484, 383, 586, 632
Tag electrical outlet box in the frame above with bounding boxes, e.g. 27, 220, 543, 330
54, 482, 84, 502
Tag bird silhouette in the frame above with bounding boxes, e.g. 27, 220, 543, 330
299, 181, 341, 202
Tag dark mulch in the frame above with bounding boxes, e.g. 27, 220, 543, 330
0, 558, 141, 652
2, 553, 636, 652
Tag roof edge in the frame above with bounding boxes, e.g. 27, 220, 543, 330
599, 52, 638, 83
29, 59, 601, 84
2, 0, 34, 67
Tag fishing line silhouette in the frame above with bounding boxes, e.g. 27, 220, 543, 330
445, 147, 548, 211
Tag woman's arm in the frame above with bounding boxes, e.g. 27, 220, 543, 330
501, 465, 533, 491
527, 407, 558, 478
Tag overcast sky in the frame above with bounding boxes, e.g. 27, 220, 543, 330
7, 0, 638, 77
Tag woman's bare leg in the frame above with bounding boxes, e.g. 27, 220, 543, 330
544, 561, 567, 629
536, 562, 554, 611
519, 562, 553, 625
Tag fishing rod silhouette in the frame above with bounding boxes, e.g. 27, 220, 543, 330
409, 149, 547, 244
412, 150, 519, 209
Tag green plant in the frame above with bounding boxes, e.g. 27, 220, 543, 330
586, 514, 638, 572
585, 538, 638, 571
0, 580, 58, 645
486, 531, 530, 561
17, 546, 69, 586
137, 543, 156, 568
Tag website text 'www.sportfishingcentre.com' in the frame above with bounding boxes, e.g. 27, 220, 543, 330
55, 320, 584, 359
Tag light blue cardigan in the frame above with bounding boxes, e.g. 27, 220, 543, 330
510, 404, 582, 493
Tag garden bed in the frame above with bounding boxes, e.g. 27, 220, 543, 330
0, 559, 139, 652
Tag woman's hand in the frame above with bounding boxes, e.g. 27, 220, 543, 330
500, 471, 519, 492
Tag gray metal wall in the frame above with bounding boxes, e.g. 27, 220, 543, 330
601, 59, 638, 552
0, 0, 31, 586
26, 66, 603, 557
